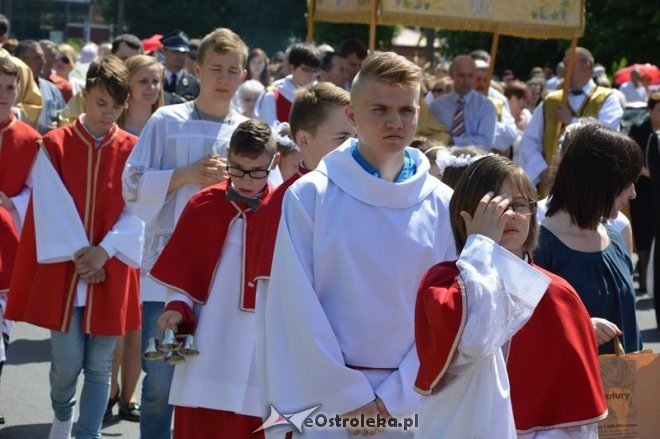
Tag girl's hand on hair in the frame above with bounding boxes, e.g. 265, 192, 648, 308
460, 191, 514, 243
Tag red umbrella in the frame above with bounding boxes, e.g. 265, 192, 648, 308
141, 34, 163, 53
614, 63, 660, 86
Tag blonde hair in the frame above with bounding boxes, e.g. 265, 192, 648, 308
57, 43, 77, 67
351, 52, 422, 104
118, 54, 164, 128
198, 28, 248, 67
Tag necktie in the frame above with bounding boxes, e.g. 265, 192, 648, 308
226, 188, 261, 211
165, 72, 177, 93
451, 97, 465, 138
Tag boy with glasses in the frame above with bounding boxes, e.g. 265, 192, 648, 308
255, 43, 322, 125
152, 119, 278, 438
122, 27, 248, 439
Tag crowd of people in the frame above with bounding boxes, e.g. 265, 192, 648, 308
0, 12, 657, 439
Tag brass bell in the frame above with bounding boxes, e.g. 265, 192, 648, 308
165, 351, 186, 365
142, 337, 165, 361
179, 335, 200, 357
160, 328, 180, 351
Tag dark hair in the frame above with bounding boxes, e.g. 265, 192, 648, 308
0, 56, 18, 78
229, 119, 277, 159
450, 155, 538, 253
288, 43, 322, 69
440, 146, 486, 189
0, 14, 9, 37
111, 34, 143, 55
504, 80, 529, 100
247, 48, 271, 87
85, 55, 130, 105
198, 28, 248, 67
648, 92, 660, 111
411, 136, 440, 153
321, 51, 343, 72
290, 82, 350, 137
339, 39, 367, 60
14, 39, 40, 59
547, 122, 643, 229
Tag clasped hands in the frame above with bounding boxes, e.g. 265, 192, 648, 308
74, 246, 109, 285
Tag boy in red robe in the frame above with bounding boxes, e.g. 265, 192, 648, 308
0, 56, 41, 232
152, 119, 279, 438
6, 56, 143, 439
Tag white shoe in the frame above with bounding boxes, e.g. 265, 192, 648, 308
48, 417, 73, 439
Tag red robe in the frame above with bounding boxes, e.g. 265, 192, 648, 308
149, 180, 270, 439
249, 163, 309, 283
150, 180, 271, 331
272, 89, 292, 123
507, 265, 607, 432
0, 114, 40, 198
5, 118, 141, 335
415, 261, 607, 431
0, 208, 18, 292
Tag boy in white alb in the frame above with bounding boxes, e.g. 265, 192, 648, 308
121, 28, 248, 439
263, 53, 455, 438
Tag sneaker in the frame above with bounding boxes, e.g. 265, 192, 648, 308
48, 417, 73, 439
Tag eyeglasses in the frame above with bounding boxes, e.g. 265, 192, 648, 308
226, 155, 274, 179
507, 201, 537, 216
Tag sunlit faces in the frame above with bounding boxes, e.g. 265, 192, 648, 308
82, 86, 127, 138
497, 178, 533, 258
114, 42, 141, 62
475, 69, 489, 95
609, 183, 636, 219
278, 150, 303, 181
450, 57, 477, 97
0, 74, 18, 121
297, 105, 354, 166
290, 64, 319, 88
249, 55, 266, 79
20, 45, 45, 79
345, 53, 363, 82
227, 152, 279, 198
164, 48, 187, 72
321, 56, 348, 88
129, 64, 162, 107
194, 51, 246, 101
346, 80, 419, 155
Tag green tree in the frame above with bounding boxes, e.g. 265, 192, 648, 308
312, 22, 397, 51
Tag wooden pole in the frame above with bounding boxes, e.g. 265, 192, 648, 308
486, 32, 500, 86
542, 37, 578, 196
307, 0, 316, 43
368, 0, 379, 53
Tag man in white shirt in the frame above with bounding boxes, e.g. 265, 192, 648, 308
619, 69, 648, 103
520, 47, 623, 190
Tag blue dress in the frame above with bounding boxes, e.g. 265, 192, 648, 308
534, 224, 642, 354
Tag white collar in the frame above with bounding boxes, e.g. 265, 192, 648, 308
315, 139, 439, 209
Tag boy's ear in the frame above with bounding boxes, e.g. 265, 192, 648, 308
295, 130, 310, 151
241, 68, 247, 82
193, 62, 201, 77
271, 151, 281, 169
345, 104, 357, 128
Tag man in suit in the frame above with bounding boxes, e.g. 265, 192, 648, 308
161, 30, 200, 104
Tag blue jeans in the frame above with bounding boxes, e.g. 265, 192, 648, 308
50, 307, 117, 439
140, 301, 174, 439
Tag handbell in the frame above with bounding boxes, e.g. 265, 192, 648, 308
165, 351, 186, 365
179, 335, 200, 357
142, 337, 165, 360
160, 328, 180, 351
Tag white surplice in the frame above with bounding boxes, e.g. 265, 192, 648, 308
122, 103, 246, 302
415, 235, 550, 439
263, 141, 456, 438
166, 218, 261, 416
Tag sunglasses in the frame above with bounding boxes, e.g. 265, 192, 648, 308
59, 57, 70, 65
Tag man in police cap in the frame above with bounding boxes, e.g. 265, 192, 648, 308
161, 29, 200, 104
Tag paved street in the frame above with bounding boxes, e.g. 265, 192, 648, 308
0, 294, 658, 438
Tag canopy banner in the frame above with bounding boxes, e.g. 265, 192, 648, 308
314, 0, 585, 40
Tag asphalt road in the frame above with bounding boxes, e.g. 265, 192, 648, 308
0, 295, 658, 439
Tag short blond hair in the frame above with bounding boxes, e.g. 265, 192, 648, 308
198, 28, 248, 67
290, 82, 350, 137
351, 52, 422, 103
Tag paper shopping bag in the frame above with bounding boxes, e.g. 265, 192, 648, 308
598, 338, 660, 438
